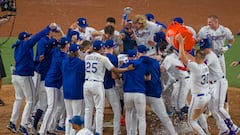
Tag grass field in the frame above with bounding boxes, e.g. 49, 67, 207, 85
0, 37, 240, 87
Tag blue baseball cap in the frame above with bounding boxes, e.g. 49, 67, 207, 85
47, 38, 58, 47
199, 38, 212, 50
173, 17, 184, 24
137, 45, 147, 53
145, 13, 154, 21
127, 50, 137, 57
69, 116, 84, 126
77, 18, 88, 28
70, 31, 82, 40
93, 40, 104, 50
18, 31, 32, 40
104, 39, 114, 48
59, 37, 70, 48
69, 44, 81, 52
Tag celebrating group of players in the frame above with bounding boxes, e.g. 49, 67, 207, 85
6, 11, 240, 135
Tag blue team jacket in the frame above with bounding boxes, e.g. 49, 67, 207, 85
35, 37, 54, 81
45, 48, 67, 89
141, 56, 162, 98
12, 26, 51, 76
104, 53, 118, 89
62, 56, 85, 100
121, 58, 148, 94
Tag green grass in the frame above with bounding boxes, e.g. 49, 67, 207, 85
0, 37, 240, 87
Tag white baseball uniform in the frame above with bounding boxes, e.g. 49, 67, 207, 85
186, 60, 211, 134
198, 25, 234, 74
84, 52, 114, 135
161, 52, 190, 112
76, 26, 96, 42
76, 128, 93, 135
133, 21, 161, 56
205, 51, 238, 133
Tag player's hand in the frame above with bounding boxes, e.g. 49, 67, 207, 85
130, 34, 136, 40
127, 64, 135, 71
70, 22, 78, 30
230, 61, 239, 67
39, 55, 45, 62
176, 33, 185, 45
50, 22, 58, 30
221, 44, 231, 53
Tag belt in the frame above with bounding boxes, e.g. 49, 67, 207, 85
197, 93, 205, 97
209, 76, 225, 84
85, 79, 102, 82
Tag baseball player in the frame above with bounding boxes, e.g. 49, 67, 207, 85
145, 13, 167, 30
120, 49, 150, 135
137, 45, 178, 135
38, 37, 70, 135
62, 44, 85, 135
200, 38, 239, 135
31, 38, 59, 134
198, 14, 234, 117
7, 23, 57, 135
177, 34, 211, 135
76, 17, 96, 42
103, 39, 121, 135
132, 14, 163, 56
0, 52, 6, 106
160, 46, 190, 120
83, 40, 133, 135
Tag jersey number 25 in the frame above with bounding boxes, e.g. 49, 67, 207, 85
86, 62, 98, 73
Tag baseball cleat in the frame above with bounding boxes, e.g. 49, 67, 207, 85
7, 121, 17, 133
18, 125, 29, 135
55, 125, 65, 132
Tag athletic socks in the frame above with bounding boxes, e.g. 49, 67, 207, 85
33, 109, 43, 129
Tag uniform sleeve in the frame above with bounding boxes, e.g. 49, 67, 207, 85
103, 56, 114, 71
197, 26, 207, 39
161, 57, 172, 70
224, 27, 234, 40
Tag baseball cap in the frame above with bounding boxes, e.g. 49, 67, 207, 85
70, 31, 82, 40
173, 17, 184, 24
137, 45, 147, 53
18, 31, 32, 40
69, 116, 84, 126
93, 40, 104, 50
69, 44, 81, 52
59, 37, 70, 48
127, 50, 137, 57
199, 38, 212, 50
145, 13, 154, 21
104, 39, 114, 48
77, 18, 88, 28
47, 38, 58, 48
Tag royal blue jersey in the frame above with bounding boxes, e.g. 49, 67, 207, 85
120, 29, 137, 54
121, 58, 148, 94
12, 26, 51, 76
45, 48, 67, 89
62, 56, 85, 100
141, 56, 162, 98
104, 53, 118, 89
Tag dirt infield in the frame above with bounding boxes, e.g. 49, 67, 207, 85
0, 85, 240, 134
0, 0, 240, 37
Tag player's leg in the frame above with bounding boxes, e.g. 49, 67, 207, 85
147, 96, 177, 135
20, 76, 35, 128
124, 93, 135, 135
64, 99, 73, 135
8, 75, 24, 131
188, 96, 208, 134
134, 93, 146, 135
38, 87, 58, 135
71, 99, 84, 135
84, 82, 95, 132
105, 88, 121, 135
93, 82, 105, 135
